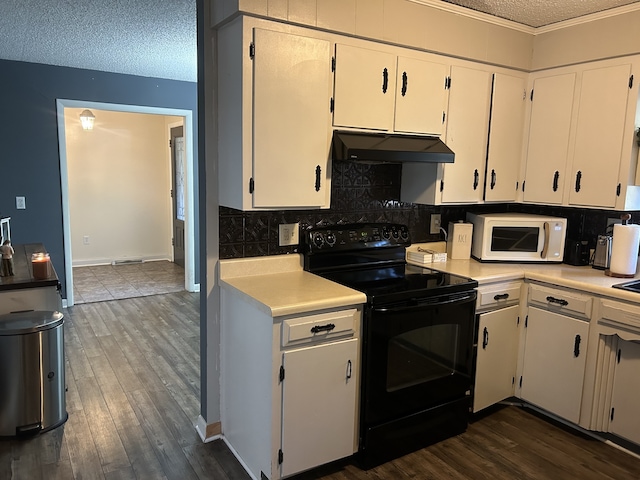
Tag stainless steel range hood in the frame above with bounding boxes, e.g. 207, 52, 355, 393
332, 130, 454, 164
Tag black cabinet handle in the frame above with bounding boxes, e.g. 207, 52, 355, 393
382, 68, 388, 93
490, 169, 496, 189
315, 165, 321, 192
575, 170, 582, 192
546, 296, 569, 306
310, 323, 335, 334
346, 360, 352, 379
473, 169, 479, 190
494, 293, 509, 301
553, 171, 560, 192
401, 71, 408, 96
482, 327, 489, 349
574, 334, 581, 357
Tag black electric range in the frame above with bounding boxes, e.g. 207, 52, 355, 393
303, 223, 478, 468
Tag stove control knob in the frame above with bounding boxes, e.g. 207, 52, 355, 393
391, 227, 399, 239
382, 227, 391, 239
313, 233, 325, 248
400, 226, 409, 242
326, 232, 336, 246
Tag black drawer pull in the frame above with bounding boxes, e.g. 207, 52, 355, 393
494, 293, 509, 301
310, 323, 335, 334
346, 360, 352, 379
482, 327, 489, 349
546, 296, 569, 306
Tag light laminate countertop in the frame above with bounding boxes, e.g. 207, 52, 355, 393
219, 254, 366, 317
409, 257, 640, 304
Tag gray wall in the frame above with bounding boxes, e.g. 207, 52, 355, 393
0, 59, 198, 297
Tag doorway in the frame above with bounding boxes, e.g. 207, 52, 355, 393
56, 100, 197, 307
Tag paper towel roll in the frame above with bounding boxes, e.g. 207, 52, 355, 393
610, 223, 640, 276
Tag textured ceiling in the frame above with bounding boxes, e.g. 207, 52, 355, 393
442, 0, 640, 27
0, 0, 196, 82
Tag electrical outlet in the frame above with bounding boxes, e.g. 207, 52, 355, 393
279, 223, 299, 246
430, 214, 442, 234
83, 235, 90, 245
16, 196, 26, 210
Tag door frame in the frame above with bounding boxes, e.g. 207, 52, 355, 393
56, 99, 198, 307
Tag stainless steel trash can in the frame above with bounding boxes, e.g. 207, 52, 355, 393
0, 310, 67, 437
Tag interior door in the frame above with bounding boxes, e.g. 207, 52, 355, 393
170, 126, 185, 268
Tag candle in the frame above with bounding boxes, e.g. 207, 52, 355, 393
32, 253, 51, 280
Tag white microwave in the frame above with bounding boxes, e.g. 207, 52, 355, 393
466, 213, 567, 263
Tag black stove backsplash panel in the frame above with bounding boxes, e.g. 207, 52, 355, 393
219, 161, 640, 259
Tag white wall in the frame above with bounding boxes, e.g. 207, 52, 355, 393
65, 108, 181, 266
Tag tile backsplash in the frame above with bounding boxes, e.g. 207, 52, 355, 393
220, 161, 637, 259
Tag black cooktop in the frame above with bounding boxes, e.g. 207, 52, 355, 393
303, 223, 477, 304
318, 263, 477, 304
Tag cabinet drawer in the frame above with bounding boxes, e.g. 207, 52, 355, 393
477, 282, 521, 311
599, 299, 640, 336
528, 283, 592, 319
282, 309, 357, 347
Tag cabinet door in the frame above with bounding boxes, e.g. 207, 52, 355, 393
333, 44, 396, 131
394, 56, 448, 135
441, 66, 492, 203
610, 339, 640, 445
253, 29, 332, 208
568, 64, 631, 208
473, 305, 519, 412
520, 307, 589, 424
280, 338, 358, 478
523, 73, 576, 204
485, 73, 526, 202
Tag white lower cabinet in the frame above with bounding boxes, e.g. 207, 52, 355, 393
280, 338, 358, 477
474, 305, 520, 412
609, 339, 640, 445
220, 286, 361, 480
520, 306, 589, 424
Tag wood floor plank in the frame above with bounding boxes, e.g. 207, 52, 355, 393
64, 408, 106, 480
75, 375, 131, 474
182, 442, 237, 480
126, 389, 199, 480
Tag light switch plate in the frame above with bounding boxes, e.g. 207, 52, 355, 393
279, 223, 299, 246
16, 196, 26, 210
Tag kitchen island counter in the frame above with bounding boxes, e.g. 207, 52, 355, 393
0, 243, 59, 291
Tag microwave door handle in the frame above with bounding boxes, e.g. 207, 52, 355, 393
541, 222, 550, 259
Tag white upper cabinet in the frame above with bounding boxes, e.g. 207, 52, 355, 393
485, 73, 527, 202
333, 44, 396, 131
568, 63, 632, 208
252, 28, 332, 208
333, 44, 448, 135
441, 66, 493, 203
394, 56, 448, 135
217, 20, 333, 210
523, 73, 576, 205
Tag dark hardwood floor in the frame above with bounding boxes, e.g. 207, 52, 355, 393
2, 291, 639, 479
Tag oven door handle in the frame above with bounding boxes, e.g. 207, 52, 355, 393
372, 292, 476, 313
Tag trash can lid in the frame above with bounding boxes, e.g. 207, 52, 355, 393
0, 311, 64, 335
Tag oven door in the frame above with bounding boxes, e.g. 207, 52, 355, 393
362, 290, 476, 425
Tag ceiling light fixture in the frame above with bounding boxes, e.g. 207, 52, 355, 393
79, 109, 95, 130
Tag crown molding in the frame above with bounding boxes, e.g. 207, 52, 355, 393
408, 0, 640, 35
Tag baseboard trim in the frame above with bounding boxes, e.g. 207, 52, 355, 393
222, 436, 258, 480
194, 416, 221, 443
